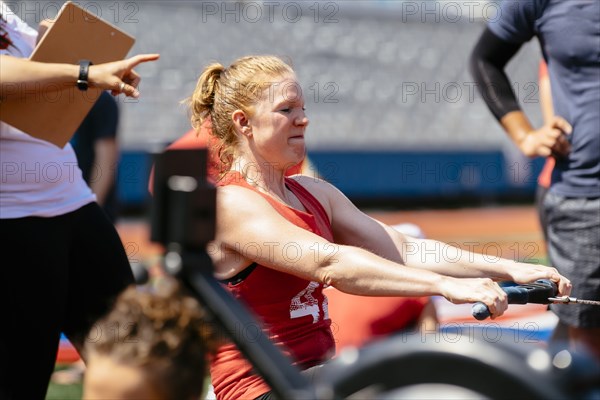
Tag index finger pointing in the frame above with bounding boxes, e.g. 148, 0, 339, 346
126, 53, 160, 69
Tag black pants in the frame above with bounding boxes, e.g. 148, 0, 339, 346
0, 203, 134, 400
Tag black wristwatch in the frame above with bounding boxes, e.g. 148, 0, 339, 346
77, 59, 93, 91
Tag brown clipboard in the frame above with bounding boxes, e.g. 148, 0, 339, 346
0, 1, 135, 147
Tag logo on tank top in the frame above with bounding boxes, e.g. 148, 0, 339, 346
290, 281, 329, 323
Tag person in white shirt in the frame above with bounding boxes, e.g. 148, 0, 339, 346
0, 3, 158, 398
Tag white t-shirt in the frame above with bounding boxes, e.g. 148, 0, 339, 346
1, 2, 95, 218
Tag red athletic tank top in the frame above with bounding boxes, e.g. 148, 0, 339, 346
210, 172, 336, 400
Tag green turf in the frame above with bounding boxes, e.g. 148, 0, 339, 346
45, 365, 82, 400
45, 382, 82, 400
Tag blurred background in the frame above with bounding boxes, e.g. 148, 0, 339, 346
12, 0, 545, 210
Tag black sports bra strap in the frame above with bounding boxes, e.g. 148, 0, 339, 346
220, 262, 258, 285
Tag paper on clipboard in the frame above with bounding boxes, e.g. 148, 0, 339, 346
0, 1, 135, 147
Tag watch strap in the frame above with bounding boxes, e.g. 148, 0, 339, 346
77, 60, 93, 91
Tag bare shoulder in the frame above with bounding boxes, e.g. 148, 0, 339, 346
216, 184, 271, 214
291, 175, 345, 201
289, 175, 343, 219
216, 186, 280, 237
290, 174, 336, 193
213, 185, 277, 278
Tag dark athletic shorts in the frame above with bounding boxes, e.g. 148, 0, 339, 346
544, 193, 600, 328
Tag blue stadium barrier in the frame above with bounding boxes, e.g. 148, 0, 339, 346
308, 150, 545, 200
115, 150, 545, 209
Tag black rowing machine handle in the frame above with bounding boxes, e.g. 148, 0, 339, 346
471, 279, 557, 321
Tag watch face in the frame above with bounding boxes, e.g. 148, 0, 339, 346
77, 79, 89, 91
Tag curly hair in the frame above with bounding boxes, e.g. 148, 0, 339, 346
85, 279, 219, 400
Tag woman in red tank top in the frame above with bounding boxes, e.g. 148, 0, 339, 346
186, 55, 572, 400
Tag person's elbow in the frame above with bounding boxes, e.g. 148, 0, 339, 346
313, 245, 368, 291
468, 47, 485, 84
